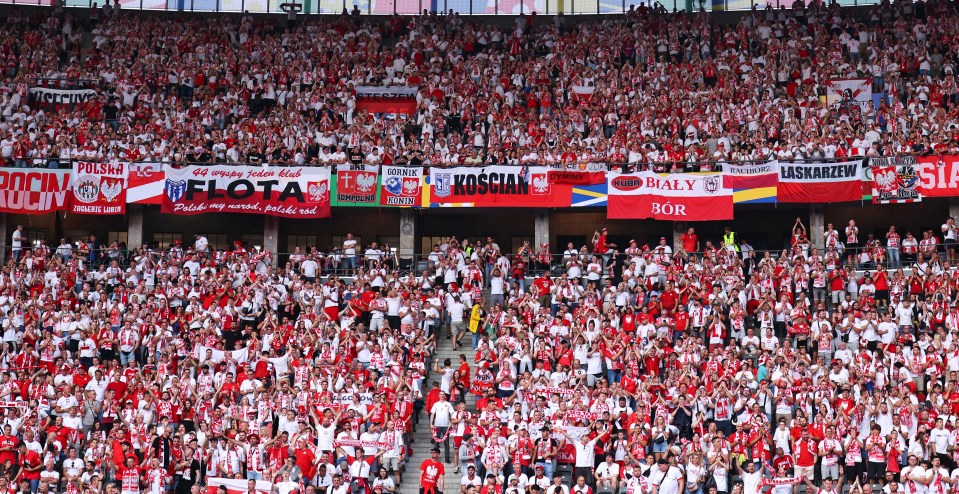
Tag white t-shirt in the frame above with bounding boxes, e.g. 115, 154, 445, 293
431, 400, 455, 427
653, 466, 684, 494
343, 239, 358, 255
11, 230, 21, 249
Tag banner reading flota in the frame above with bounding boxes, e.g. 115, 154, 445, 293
162, 165, 331, 218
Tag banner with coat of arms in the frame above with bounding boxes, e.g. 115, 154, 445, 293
426, 165, 572, 207
380, 165, 423, 207
870, 157, 922, 204
70, 161, 127, 215
331, 164, 380, 207
161, 165, 331, 218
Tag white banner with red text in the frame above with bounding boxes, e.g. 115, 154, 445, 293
70, 161, 128, 215
775, 160, 864, 203
161, 165, 331, 218
607, 171, 733, 221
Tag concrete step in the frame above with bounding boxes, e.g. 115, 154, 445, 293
397, 325, 470, 494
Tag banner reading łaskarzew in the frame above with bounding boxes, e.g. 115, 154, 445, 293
161, 165, 331, 218
380, 165, 423, 207
0, 169, 70, 214
776, 160, 864, 203
607, 171, 733, 221
70, 161, 127, 215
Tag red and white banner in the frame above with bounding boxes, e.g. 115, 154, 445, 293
824, 79, 871, 108
355, 86, 418, 114
162, 165, 331, 218
916, 155, 959, 198
776, 160, 863, 203
127, 162, 164, 204
0, 169, 70, 214
70, 161, 127, 215
380, 165, 422, 207
607, 171, 733, 221
428, 165, 571, 207
206, 478, 272, 494
548, 162, 606, 185
570, 86, 595, 103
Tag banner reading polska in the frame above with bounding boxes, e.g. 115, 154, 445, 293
0, 169, 70, 214
70, 161, 128, 215
380, 165, 423, 207
776, 160, 864, 203
607, 171, 733, 221
428, 165, 570, 207
162, 165, 331, 218
870, 156, 922, 204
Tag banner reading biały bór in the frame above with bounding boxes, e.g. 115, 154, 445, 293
70, 161, 128, 215
162, 165, 331, 218
607, 171, 733, 221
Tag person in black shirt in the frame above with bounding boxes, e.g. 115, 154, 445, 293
349, 147, 365, 165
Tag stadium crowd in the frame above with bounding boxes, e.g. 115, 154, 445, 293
4, 0, 959, 167
4, 2, 959, 494
2, 215, 959, 494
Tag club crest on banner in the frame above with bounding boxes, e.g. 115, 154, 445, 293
385, 176, 403, 195
704, 176, 721, 194
434, 173, 452, 198
73, 176, 100, 203
166, 179, 187, 203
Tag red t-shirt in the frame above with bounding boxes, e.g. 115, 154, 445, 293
420, 459, 445, 488
22, 450, 42, 480
681, 234, 699, 253
0, 435, 15, 464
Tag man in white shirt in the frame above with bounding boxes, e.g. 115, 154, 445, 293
342, 233, 358, 273
193, 234, 209, 255
651, 459, 684, 494
11, 225, 22, 262
430, 392, 456, 463
595, 454, 620, 491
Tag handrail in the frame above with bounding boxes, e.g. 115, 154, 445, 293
12, 155, 949, 171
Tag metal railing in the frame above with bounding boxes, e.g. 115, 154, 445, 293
5, 0, 883, 16
0, 156, 892, 171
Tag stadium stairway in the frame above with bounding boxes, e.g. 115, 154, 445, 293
399, 323, 475, 494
